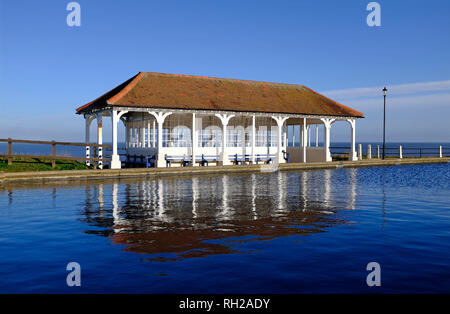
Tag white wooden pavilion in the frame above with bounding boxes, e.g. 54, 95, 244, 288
76, 72, 364, 169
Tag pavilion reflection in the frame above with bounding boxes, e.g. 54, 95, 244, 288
81, 169, 358, 261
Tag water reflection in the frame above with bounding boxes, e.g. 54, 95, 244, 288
79, 170, 358, 261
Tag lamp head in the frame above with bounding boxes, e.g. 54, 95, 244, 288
383, 87, 388, 96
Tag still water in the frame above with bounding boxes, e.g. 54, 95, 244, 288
1, 164, 449, 293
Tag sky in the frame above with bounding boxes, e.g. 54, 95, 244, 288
0, 0, 449, 143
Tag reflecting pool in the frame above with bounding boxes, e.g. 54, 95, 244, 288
1, 164, 449, 293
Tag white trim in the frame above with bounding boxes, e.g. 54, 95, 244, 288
84, 107, 362, 121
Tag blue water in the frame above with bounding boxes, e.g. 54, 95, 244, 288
1, 163, 450, 293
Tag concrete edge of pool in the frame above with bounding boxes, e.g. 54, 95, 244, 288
0, 157, 449, 186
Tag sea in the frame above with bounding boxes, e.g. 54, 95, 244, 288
1, 142, 449, 159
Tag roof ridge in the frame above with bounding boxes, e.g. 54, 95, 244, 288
142, 71, 307, 89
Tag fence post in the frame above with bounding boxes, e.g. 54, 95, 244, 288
367, 144, 372, 160
93, 147, 98, 170
377, 145, 380, 159
358, 144, 362, 160
399, 145, 403, 159
51, 141, 56, 168
440, 145, 443, 158
86, 145, 91, 167
7, 138, 12, 166
98, 144, 103, 170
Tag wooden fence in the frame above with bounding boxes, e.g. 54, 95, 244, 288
330, 145, 450, 159
0, 138, 111, 169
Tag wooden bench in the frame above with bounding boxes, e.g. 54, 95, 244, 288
124, 154, 144, 168
229, 154, 251, 165
255, 153, 276, 164
165, 154, 191, 167
124, 154, 155, 168
164, 154, 221, 167
199, 154, 219, 166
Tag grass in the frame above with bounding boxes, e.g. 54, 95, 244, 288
0, 157, 91, 172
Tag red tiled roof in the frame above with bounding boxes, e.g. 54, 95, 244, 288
76, 72, 364, 118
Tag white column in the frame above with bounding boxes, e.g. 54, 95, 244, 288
440, 145, 443, 158
192, 113, 197, 166
367, 144, 372, 159
215, 113, 235, 166
251, 115, 256, 163
157, 121, 163, 164
272, 116, 289, 164
147, 120, 151, 148
85, 115, 92, 166
347, 119, 358, 161
278, 122, 283, 162
399, 145, 403, 159
142, 118, 146, 148
320, 118, 335, 162
110, 110, 127, 170
96, 113, 103, 169
305, 126, 308, 147
111, 110, 120, 169
150, 111, 172, 167
223, 123, 228, 163
152, 120, 156, 148
358, 144, 363, 161
302, 118, 307, 163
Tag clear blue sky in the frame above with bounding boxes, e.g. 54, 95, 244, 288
1, 0, 449, 142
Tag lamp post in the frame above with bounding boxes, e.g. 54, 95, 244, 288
382, 87, 388, 160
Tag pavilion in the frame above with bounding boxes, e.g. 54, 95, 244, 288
76, 72, 364, 169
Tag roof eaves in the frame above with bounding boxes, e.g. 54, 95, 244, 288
303, 86, 364, 118
75, 72, 145, 114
